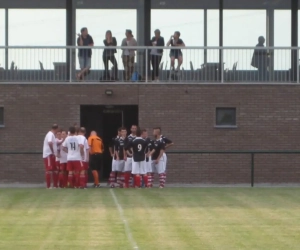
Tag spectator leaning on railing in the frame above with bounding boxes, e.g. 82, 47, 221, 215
121, 29, 138, 81
77, 27, 94, 81
150, 29, 165, 82
251, 36, 269, 82
103, 30, 118, 81
167, 31, 185, 72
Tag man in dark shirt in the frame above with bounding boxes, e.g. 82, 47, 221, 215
141, 129, 154, 187
127, 129, 148, 188
77, 27, 94, 81
150, 128, 166, 188
108, 128, 121, 188
114, 128, 127, 188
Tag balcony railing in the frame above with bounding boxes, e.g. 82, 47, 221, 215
0, 46, 299, 83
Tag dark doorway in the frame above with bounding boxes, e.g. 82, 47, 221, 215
80, 105, 139, 181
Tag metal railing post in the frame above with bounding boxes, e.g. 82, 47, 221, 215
251, 153, 255, 187
221, 48, 224, 83
297, 48, 299, 84
145, 47, 148, 83
69, 48, 72, 83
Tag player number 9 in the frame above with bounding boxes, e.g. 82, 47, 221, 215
138, 144, 142, 151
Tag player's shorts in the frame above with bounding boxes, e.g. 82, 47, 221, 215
132, 161, 146, 175
60, 162, 67, 171
43, 154, 56, 171
145, 157, 153, 173
111, 159, 117, 172
124, 157, 132, 172
116, 160, 125, 172
83, 161, 89, 170
163, 153, 167, 172
67, 160, 83, 172
151, 158, 165, 174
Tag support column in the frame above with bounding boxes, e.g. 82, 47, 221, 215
266, 8, 274, 81
219, 0, 223, 82
136, 0, 151, 80
204, 9, 208, 64
291, 0, 298, 82
66, 0, 76, 82
5, 8, 8, 70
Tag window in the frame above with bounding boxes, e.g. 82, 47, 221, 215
0, 107, 4, 126
216, 107, 236, 127
0, 9, 5, 69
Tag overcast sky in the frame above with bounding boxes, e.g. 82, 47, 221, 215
0, 9, 294, 70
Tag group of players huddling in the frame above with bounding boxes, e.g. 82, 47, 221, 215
42, 124, 173, 189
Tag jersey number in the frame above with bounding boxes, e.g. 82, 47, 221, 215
137, 144, 142, 151
70, 142, 76, 150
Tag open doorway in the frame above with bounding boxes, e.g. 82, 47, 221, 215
80, 105, 138, 180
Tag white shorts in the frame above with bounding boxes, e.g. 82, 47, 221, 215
132, 161, 146, 175
145, 157, 153, 173
163, 153, 167, 172
111, 159, 117, 172
124, 157, 132, 172
151, 158, 165, 174
116, 160, 125, 172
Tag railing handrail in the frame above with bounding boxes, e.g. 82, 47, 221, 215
0, 46, 299, 50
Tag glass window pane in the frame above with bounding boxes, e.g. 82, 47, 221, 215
0, 9, 5, 70
76, 9, 137, 70
223, 10, 266, 70
207, 10, 219, 63
274, 10, 291, 70
216, 108, 236, 126
151, 10, 204, 70
0, 107, 4, 125
8, 9, 66, 69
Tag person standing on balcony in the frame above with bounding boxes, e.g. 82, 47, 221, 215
167, 31, 185, 72
150, 29, 165, 82
251, 36, 269, 82
121, 29, 137, 81
77, 27, 94, 81
103, 30, 118, 81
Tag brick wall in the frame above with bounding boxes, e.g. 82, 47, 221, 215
1, 83, 300, 184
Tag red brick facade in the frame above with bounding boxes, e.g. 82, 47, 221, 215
0, 83, 300, 184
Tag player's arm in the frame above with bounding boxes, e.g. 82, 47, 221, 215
79, 144, 84, 159
48, 135, 55, 155
88, 137, 93, 154
164, 138, 174, 149
125, 140, 133, 157
62, 140, 68, 153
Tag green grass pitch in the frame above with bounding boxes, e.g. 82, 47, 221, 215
0, 188, 300, 250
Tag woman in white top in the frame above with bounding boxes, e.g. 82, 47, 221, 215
150, 29, 165, 81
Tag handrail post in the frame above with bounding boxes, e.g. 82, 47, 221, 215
69, 48, 72, 83
145, 47, 148, 83
221, 48, 224, 83
251, 153, 255, 187
297, 48, 299, 84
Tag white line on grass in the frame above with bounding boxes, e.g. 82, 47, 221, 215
110, 189, 139, 250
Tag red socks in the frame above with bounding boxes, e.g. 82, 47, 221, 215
109, 172, 116, 186
124, 172, 131, 188
68, 173, 74, 188
85, 171, 88, 187
134, 175, 141, 188
45, 171, 51, 188
52, 171, 59, 188
79, 174, 85, 188
159, 173, 165, 187
58, 172, 64, 188
143, 175, 148, 187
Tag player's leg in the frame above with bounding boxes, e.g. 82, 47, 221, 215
141, 161, 148, 188
123, 158, 132, 188
78, 162, 86, 189
90, 155, 99, 187
59, 163, 64, 188
53, 160, 59, 188
163, 153, 167, 186
170, 56, 175, 70
109, 158, 117, 188
117, 160, 125, 188
132, 161, 141, 188
84, 162, 88, 188
43, 156, 52, 189
67, 161, 74, 188
156, 160, 165, 188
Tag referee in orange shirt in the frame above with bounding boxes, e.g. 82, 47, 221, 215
88, 131, 104, 188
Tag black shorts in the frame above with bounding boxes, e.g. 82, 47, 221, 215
89, 154, 103, 171
170, 51, 183, 59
